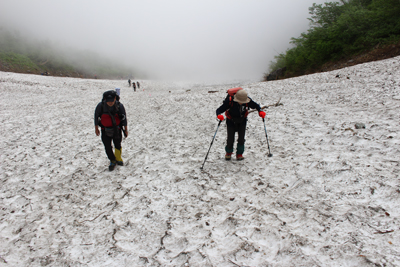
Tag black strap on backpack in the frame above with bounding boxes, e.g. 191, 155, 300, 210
99, 102, 118, 137
225, 94, 249, 121
99, 90, 125, 137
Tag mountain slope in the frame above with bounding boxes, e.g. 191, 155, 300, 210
0, 56, 399, 266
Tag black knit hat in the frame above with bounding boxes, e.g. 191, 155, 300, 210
103, 90, 117, 102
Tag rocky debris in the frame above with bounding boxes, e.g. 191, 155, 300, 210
355, 123, 366, 129
266, 67, 287, 81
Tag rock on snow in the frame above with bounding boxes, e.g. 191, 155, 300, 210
0, 56, 399, 266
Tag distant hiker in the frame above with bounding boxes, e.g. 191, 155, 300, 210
137, 81, 140, 89
128, 79, 131, 87
132, 82, 136, 92
115, 88, 120, 96
216, 88, 266, 161
94, 90, 128, 171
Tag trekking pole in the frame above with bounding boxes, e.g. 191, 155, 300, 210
201, 120, 222, 169
262, 118, 273, 157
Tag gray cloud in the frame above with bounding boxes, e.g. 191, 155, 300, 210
0, 0, 330, 81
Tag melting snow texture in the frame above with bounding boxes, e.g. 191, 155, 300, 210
1, 56, 400, 266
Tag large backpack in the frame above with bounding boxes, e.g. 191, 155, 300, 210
99, 91, 125, 133
102, 90, 120, 102
227, 87, 243, 98
225, 87, 249, 121
101, 90, 122, 119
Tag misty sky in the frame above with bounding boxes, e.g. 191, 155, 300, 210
1, 0, 330, 81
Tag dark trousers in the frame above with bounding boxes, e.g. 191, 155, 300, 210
101, 130, 122, 161
226, 120, 246, 154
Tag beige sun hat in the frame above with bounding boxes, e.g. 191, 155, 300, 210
233, 89, 251, 104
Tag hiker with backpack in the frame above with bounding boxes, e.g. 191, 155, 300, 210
94, 90, 128, 171
216, 88, 266, 161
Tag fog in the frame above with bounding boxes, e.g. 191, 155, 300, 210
0, 0, 330, 81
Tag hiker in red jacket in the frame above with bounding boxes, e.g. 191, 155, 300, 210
94, 90, 128, 171
216, 88, 266, 160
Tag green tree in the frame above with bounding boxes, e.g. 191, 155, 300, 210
267, 0, 400, 79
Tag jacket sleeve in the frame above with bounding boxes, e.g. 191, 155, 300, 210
94, 102, 102, 126
119, 103, 127, 126
248, 98, 261, 112
216, 97, 230, 116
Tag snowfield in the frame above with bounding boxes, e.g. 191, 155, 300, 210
1, 56, 399, 267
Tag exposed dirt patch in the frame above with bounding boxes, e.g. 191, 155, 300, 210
0, 61, 91, 79
318, 41, 400, 73
267, 40, 400, 81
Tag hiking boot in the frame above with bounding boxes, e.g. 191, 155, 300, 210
236, 154, 244, 161
225, 153, 232, 160
109, 161, 117, 171
116, 161, 124, 166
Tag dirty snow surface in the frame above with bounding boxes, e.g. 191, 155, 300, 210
1, 57, 400, 267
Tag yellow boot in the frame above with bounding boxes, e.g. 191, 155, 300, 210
115, 148, 123, 166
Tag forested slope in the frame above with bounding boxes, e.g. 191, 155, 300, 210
266, 0, 400, 80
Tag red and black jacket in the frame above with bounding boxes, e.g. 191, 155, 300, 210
216, 95, 261, 126
94, 101, 127, 129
